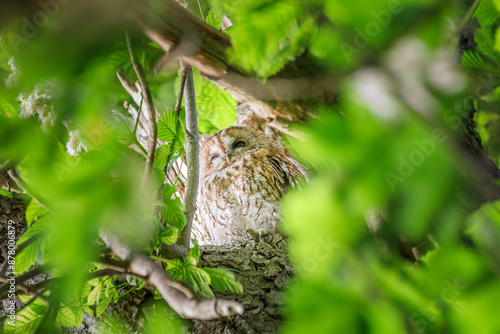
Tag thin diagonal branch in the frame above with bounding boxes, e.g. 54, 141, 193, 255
0, 276, 49, 303
125, 32, 158, 189
177, 61, 199, 249
174, 63, 187, 116
0, 266, 48, 299
93, 256, 129, 272
99, 231, 243, 319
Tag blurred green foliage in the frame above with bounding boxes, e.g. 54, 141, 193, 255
1, 0, 500, 333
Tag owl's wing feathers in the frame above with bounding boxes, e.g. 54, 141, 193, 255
266, 153, 307, 197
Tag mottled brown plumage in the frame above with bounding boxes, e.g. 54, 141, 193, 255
194, 126, 306, 245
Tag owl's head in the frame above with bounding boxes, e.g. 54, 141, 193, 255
200, 126, 274, 179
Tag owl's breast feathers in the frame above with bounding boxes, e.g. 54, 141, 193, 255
196, 131, 307, 245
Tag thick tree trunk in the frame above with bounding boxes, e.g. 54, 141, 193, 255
192, 233, 292, 334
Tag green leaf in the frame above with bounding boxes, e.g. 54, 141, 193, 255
161, 185, 186, 229
81, 282, 92, 305
183, 266, 214, 299
462, 50, 500, 76
161, 257, 183, 272
475, 27, 500, 62
15, 216, 50, 274
495, 27, 500, 56
160, 257, 215, 299
206, 8, 223, 30
225, 0, 309, 77
25, 200, 49, 227
104, 279, 113, 298
96, 294, 112, 317
0, 188, 13, 198
5, 297, 47, 334
0, 97, 18, 118
57, 297, 84, 328
88, 283, 101, 305
202, 267, 244, 294
475, 0, 500, 27
180, 258, 214, 299
83, 306, 94, 317
183, 255, 197, 267
197, 118, 218, 135
191, 69, 237, 130
188, 240, 200, 265
154, 144, 172, 169
160, 225, 179, 245
157, 109, 185, 150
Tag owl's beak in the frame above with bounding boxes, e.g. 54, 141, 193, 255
226, 155, 231, 164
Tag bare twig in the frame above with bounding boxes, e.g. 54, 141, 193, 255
93, 257, 129, 272
12, 278, 58, 295
174, 63, 188, 116
89, 268, 147, 282
125, 32, 158, 188
0, 266, 47, 299
99, 231, 243, 319
0, 268, 145, 302
0, 276, 49, 303
177, 62, 199, 249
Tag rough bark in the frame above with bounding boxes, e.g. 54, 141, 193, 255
192, 232, 292, 334
0, 195, 47, 328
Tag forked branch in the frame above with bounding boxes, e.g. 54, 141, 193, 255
99, 231, 243, 319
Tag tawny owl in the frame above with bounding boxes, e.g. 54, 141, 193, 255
195, 126, 306, 245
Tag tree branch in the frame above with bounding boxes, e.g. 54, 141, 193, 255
177, 62, 199, 249
130, 0, 335, 137
174, 63, 187, 116
99, 231, 243, 320
125, 32, 158, 188
0, 266, 48, 299
0, 276, 49, 303
93, 256, 129, 272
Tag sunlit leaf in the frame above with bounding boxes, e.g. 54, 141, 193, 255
202, 267, 244, 294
